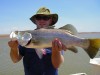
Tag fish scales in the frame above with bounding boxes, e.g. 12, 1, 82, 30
29, 29, 89, 49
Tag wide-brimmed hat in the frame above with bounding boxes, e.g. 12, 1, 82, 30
30, 7, 58, 26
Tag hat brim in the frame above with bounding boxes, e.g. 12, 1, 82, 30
30, 14, 58, 26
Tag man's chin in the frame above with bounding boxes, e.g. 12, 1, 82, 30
40, 25, 46, 28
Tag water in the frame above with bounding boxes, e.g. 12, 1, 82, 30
0, 37, 24, 75
0, 33, 100, 75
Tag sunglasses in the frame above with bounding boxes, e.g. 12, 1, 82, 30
35, 15, 51, 21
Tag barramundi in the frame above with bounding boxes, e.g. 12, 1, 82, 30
10, 28, 100, 59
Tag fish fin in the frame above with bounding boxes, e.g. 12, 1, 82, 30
59, 24, 78, 35
31, 39, 40, 45
85, 39, 100, 59
68, 46, 78, 53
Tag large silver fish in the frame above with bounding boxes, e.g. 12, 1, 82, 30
10, 25, 100, 58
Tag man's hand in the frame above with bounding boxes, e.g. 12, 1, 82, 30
52, 38, 67, 51
8, 40, 18, 50
51, 38, 67, 68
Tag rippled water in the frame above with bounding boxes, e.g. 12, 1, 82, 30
0, 33, 100, 75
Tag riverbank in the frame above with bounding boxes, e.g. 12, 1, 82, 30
0, 34, 9, 37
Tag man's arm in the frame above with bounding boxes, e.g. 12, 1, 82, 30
51, 38, 67, 69
8, 40, 22, 63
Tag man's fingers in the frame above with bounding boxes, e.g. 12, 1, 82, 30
52, 38, 68, 51
52, 38, 63, 51
8, 40, 18, 48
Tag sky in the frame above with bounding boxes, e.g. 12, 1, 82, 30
0, 0, 100, 34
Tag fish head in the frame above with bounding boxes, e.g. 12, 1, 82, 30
10, 31, 32, 46
10, 31, 18, 38
17, 31, 32, 46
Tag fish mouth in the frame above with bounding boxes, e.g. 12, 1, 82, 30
10, 31, 18, 39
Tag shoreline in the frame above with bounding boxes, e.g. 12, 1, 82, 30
0, 34, 9, 38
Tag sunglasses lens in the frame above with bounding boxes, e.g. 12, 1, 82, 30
35, 15, 41, 20
35, 15, 50, 20
43, 16, 50, 20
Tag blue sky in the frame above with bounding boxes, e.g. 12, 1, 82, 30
0, 0, 100, 34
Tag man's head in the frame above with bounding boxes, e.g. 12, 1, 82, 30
30, 7, 58, 28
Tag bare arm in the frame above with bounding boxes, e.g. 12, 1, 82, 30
51, 38, 67, 69
8, 40, 22, 63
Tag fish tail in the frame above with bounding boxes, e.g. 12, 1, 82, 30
86, 39, 100, 59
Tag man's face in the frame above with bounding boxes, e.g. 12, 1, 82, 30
35, 15, 52, 28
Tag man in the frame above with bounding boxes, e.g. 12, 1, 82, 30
8, 7, 66, 75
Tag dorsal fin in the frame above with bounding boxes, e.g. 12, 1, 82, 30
59, 24, 78, 35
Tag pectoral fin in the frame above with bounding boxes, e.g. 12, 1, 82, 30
68, 46, 78, 53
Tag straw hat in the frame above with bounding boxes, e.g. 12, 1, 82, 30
30, 7, 58, 26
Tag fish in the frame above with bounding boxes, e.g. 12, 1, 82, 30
10, 25, 100, 59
